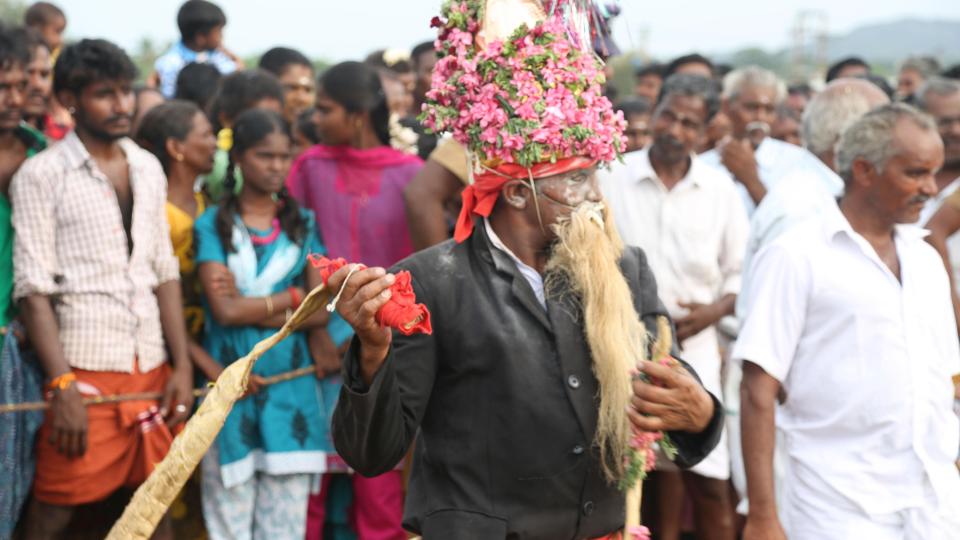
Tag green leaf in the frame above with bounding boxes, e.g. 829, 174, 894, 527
660, 434, 679, 461
495, 94, 516, 116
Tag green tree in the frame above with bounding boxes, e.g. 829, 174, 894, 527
132, 37, 166, 82
729, 47, 783, 71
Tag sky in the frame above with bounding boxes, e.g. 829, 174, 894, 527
57, 0, 959, 61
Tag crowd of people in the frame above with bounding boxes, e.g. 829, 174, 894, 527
0, 0, 958, 539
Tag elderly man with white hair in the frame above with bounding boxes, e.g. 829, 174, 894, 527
736, 103, 960, 540
701, 66, 827, 214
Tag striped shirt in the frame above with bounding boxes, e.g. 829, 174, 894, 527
11, 131, 180, 373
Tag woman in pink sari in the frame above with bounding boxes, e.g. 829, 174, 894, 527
288, 60, 421, 540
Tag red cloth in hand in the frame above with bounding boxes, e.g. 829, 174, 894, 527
309, 255, 349, 283
308, 255, 432, 336
376, 270, 432, 335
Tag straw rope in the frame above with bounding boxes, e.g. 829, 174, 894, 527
105, 284, 332, 539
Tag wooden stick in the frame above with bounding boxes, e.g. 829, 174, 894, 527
0, 366, 320, 414
624, 316, 673, 539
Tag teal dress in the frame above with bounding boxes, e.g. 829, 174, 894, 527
194, 206, 341, 487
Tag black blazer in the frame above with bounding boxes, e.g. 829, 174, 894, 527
332, 223, 724, 540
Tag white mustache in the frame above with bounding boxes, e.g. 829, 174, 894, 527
746, 121, 770, 136
572, 201, 606, 230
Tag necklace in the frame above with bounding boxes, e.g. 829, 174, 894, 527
249, 218, 281, 245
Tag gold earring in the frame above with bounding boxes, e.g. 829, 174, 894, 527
175, 154, 184, 161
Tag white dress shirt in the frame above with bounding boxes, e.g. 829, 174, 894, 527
484, 218, 545, 309
700, 137, 833, 216
600, 148, 749, 479
735, 158, 842, 319
733, 201, 960, 517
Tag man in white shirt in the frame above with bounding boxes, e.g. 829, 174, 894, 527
736, 104, 960, 540
700, 66, 831, 215
726, 78, 890, 516
602, 73, 747, 540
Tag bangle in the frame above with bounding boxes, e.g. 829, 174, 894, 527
288, 287, 302, 309
265, 295, 275, 317
47, 372, 76, 392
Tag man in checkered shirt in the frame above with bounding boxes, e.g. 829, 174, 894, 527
12, 39, 194, 539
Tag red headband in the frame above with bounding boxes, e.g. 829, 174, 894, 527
453, 156, 597, 243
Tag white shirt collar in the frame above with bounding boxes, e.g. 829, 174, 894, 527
821, 201, 931, 244
628, 148, 703, 189
483, 218, 546, 309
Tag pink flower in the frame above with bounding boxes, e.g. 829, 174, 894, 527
420, 3, 624, 168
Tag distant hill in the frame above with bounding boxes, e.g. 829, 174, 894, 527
826, 18, 960, 62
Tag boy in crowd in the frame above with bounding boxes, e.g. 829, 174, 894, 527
153, 0, 241, 98
23, 2, 65, 58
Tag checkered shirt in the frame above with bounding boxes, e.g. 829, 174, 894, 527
11, 131, 180, 373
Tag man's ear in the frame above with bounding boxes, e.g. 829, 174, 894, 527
501, 179, 530, 210
850, 157, 877, 189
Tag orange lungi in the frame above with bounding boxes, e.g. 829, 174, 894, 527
33, 360, 177, 506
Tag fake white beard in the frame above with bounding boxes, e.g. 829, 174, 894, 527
545, 202, 648, 482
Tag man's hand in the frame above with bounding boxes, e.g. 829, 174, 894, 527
325, 265, 396, 384
628, 360, 714, 433
675, 302, 722, 342
742, 515, 787, 540
309, 329, 341, 379
49, 383, 88, 457
719, 137, 760, 185
160, 365, 194, 428
718, 137, 767, 204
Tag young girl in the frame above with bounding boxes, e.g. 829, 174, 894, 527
193, 108, 339, 539
288, 60, 417, 540
204, 69, 285, 201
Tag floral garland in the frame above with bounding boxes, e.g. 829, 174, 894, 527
421, 0, 626, 169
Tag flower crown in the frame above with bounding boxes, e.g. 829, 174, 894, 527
420, 0, 626, 170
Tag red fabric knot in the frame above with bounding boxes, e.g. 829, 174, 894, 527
308, 255, 432, 336
308, 254, 348, 284
453, 156, 598, 243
